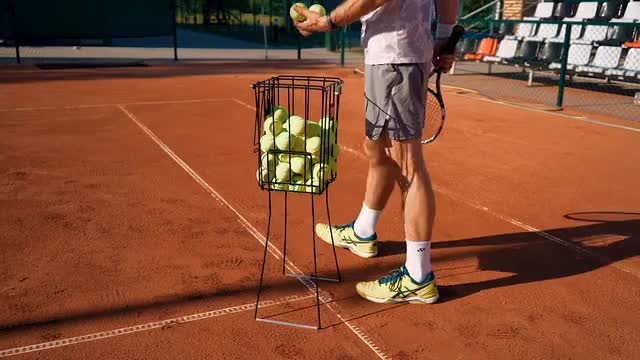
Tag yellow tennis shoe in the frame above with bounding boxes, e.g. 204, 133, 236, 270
355, 266, 439, 304
315, 221, 378, 258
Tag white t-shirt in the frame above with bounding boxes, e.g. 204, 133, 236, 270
360, 0, 434, 65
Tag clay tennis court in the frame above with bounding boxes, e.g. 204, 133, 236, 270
1, 61, 639, 359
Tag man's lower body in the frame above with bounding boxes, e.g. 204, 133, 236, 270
316, 63, 439, 304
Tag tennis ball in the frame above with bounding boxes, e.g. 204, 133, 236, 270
309, 4, 326, 16
307, 121, 321, 137
260, 133, 275, 153
305, 137, 321, 156
289, 2, 307, 22
264, 116, 282, 135
273, 107, 288, 123
290, 156, 311, 177
275, 132, 294, 151
272, 183, 290, 191
284, 116, 307, 136
256, 168, 274, 183
313, 161, 336, 181
329, 143, 340, 160
278, 153, 291, 163
289, 175, 305, 192
261, 153, 278, 174
275, 162, 292, 182
305, 178, 322, 194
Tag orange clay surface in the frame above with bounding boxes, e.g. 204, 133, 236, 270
1, 62, 639, 359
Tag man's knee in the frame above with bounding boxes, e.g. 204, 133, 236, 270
363, 137, 392, 166
388, 139, 427, 176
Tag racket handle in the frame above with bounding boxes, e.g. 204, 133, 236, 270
440, 25, 465, 55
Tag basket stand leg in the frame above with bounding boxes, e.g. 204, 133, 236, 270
255, 189, 341, 330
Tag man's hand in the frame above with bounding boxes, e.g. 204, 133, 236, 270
432, 39, 456, 73
294, 6, 331, 37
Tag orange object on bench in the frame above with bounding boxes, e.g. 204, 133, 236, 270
624, 40, 640, 48
464, 37, 499, 61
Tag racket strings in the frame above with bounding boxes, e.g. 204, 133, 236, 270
423, 89, 444, 142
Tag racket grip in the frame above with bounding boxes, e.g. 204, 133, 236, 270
440, 25, 465, 55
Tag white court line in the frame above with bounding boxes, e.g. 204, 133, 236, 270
448, 92, 640, 134
341, 145, 639, 279
118, 105, 391, 360
0, 98, 232, 112
0, 294, 313, 358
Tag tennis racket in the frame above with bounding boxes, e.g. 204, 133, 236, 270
422, 24, 466, 144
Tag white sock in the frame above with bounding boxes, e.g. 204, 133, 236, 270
405, 241, 432, 283
353, 202, 381, 238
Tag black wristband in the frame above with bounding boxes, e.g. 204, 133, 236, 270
326, 14, 338, 31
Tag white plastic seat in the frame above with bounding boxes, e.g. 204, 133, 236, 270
564, 1, 600, 21
525, 23, 560, 41
504, 19, 537, 40
618, 1, 640, 21
572, 25, 610, 44
484, 39, 519, 62
575, 46, 623, 74
548, 24, 585, 43
549, 44, 593, 70
534, 2, 556, 18
605, 48, 640, 77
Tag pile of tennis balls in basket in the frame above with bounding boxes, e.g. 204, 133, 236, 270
289, 3, 326, 22
258, 106, 339, 193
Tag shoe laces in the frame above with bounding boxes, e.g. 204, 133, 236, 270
378, 267, 405, 292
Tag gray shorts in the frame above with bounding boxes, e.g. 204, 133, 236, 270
365, 63, 430, 141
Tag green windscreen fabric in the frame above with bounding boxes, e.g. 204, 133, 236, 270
0, 0, 13, 39
13, 0, 173, 40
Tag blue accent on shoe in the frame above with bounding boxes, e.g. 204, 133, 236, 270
406, 269, 435, 285
335, 221, 377, 241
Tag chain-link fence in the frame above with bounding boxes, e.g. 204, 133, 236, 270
452, 0, 640, 122
0, 0, 357, 65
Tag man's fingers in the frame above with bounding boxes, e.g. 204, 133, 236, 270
294, 5, 311, 18
300, 29, 312, 37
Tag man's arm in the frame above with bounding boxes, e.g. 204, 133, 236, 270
432, 0, 460, 72
294, 0, 391, 35
329, 0, 389, 27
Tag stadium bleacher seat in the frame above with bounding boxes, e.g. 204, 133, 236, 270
464, 37, 499, 61
539, 41, 565, 63
483, 39, 520, 63
553, 1, 578, 18
594, 0, 626, 20
598, 24, 637, 45
504, 21, 537, 40
613, 0, 640, 21
574, 45, 624, 76
547, 23, 585, 42
534, 1, 557, 18
549, 43, 593, 71
563, 1, 600, 21
525, 22, 561, 41
572, 24, 609, 44
604, 48, 640, 80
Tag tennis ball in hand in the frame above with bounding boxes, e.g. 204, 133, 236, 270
273, 107, 288, 123
305, 137, 321, 156
309, 4, 327, 16
290, 3, 307, 22
264, 116, 282, 135
260, 133, 275, 153
275, 162, 292, 182
284, 116, 307, 136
